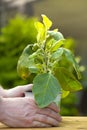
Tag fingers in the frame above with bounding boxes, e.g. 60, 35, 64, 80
47, 102, 60, 113
37, 108, 62, 122
22, 84, 33, 92
28, 121, 51, 128
34, 114, 59, 127
6, 84, 33, 98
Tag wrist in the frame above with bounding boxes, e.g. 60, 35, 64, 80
0, 97, 5, 122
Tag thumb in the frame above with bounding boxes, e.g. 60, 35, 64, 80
7, 84, 33, 97
22, 84, 33, 92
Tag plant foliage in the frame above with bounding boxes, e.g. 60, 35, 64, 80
17, 14, 83, 108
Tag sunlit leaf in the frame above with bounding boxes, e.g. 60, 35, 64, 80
17, 65, 30, 80
62, 89, 70, 98
33, 73, 61, 108
42, 14, 52, 30
45, 37, 56, 50
35, 22, 45, 42
55, 67, 83, 92
51, 40, 65, 52
35, 22, 44, 32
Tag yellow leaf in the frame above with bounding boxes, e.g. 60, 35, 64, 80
42, 14, 52, 30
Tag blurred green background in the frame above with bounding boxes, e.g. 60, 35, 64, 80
0, 0, 87, 116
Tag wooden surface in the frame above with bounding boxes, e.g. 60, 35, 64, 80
0, 116, 87, 130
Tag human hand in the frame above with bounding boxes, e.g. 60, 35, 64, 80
6, 84, 33, 97
0, 97, 62, 127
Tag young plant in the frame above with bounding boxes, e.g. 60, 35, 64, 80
17, 14, 82, 108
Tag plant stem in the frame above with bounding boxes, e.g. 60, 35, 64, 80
42, 41, 49, 73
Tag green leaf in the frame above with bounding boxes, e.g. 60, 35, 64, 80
48, 31, 64, 41
42, 14, 52, 30
17, 44, 40, 79
63, 48, 81, 79
61, 89, 70, 98
55, 67, 83, 92
51, 48, 64, 60
27, 58, 39, 74
51, 39, 65, 52
17, 65, 30, 80
45, 37, 56, 50
17, 44, 33, 79
27, 49, 43, 73
33, 73, 61, 108
35, 22, 45, 42
21, 44, 33, 56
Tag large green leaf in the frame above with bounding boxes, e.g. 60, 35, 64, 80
63, 48, 81, 79
32, 73, 61, 108
55, 67, 83, 92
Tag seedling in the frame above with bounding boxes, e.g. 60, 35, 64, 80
17, 15, 82, 108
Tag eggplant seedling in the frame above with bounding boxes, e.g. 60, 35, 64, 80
17, 14, 82, 108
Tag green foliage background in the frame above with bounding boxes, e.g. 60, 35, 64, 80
0, 15, 37, 89
0, 15, 81, 115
